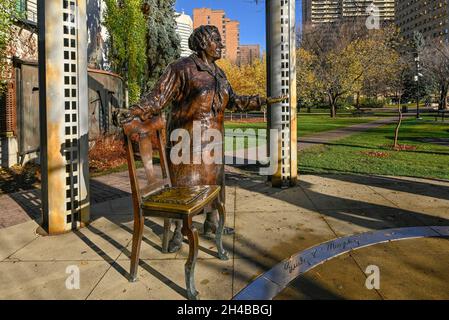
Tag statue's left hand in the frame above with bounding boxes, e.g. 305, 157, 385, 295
118, 105, 145, 126
266, 95, 289, 106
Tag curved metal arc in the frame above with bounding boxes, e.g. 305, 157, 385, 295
233, 226, 449, 300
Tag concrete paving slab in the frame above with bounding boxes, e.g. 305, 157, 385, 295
235, 186, 316, 213
233, 209, 335, 268
300, 181, 393, 211
368, 186, 449, 210
0, 260, 110, 299
232, 258, 272, 297
319, 207, 425, 237
89, 255, 233, 300
415, 207, 449, 223
174, 214, 236, 262
350, 238, 449, 299
299, 175, 399, 209
8, 217, 130, 262
0, 220, 39, 261
1, 168, 449, 300
274, 254, 381, 300
269, 236, 449, 300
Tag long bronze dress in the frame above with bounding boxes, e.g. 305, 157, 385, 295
137, 54, 263, 201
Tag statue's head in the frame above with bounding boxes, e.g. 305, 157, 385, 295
189, 25, 224, 61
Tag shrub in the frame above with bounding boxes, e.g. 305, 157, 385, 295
358, 97, 385, 108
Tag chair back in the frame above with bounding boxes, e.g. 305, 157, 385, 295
122, 116, 171, 210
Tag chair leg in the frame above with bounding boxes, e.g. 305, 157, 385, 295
162, 219, 171, 253
215, 199, 229, 261
181, 216, 199, 300
129, 214, 144, 282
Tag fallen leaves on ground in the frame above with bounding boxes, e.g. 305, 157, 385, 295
89, 135, 127, 173
391, 144, 418, 151
360, 151, 390, 158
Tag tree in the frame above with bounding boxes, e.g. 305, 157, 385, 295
0, 0, 20, 93
298, 22, 402, 117
143, 0, 180, 91
300, 21, 370, 117
358, 26, 402, 101
296, 48, 323, 109
421, 41, 449, 110
104, 0, 147, 104
388, 55, 411, 148
217, 57, 267, 103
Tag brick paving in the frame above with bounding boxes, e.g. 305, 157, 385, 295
0, 165, 166, 229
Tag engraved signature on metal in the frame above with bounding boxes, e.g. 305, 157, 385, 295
233, 226, 449, 300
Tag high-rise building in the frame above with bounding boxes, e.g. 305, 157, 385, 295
303, 0, 341, 24
302, 0, 395, 26
342, 0, 394, 21
175, 12, 194, 57
193, 8, 240, 63
238, 44, 261, 66
395, 0, 449, 44
223, 18, 240, 63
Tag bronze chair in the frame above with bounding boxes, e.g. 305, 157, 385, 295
122, 116, 228, 300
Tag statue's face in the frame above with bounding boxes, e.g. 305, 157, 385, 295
203, 31, 224, 61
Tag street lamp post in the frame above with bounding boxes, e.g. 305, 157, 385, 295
413, 31, 424, 120
414, 55, 421, 119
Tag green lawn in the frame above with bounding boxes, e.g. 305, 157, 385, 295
224, 114, 382, 152
225, 114, 380, 138
299, 116, 449, 180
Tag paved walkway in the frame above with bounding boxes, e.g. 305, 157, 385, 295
223, 116, 405, 165
298, 116, 406, 151
1, 115, 449, 299
0, 115, 403, 230
1, 167, 449, 299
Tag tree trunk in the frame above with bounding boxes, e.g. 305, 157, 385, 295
356, 92, 360, 110
439, 83, 448, 110
329, 94, 337, 118
394, 97, 402, 149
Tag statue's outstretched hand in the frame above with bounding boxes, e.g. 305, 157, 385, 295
266, 95, 289, 106
118, 105, 145, 126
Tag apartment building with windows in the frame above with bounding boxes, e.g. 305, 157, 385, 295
303, 0, 395, 25
238, 44, 261, 66
395, 0, 449, 43
193, 8, 240, 64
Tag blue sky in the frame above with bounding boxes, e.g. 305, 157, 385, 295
175, 0, 302, 51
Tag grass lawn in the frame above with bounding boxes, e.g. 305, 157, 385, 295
299, 116, 449, 180
224, 114, 381, 151
225, 114, 380, 137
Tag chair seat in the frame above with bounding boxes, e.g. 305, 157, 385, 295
142, 185, 221, 215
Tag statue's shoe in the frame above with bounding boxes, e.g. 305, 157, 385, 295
203, 220, 235, 236
168, 233, 183, 253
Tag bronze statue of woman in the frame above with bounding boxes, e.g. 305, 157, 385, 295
123, 25, 282, 252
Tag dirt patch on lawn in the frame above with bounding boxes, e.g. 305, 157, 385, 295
226, 118, 265, 124
360, 151, 390, 158
391, 144, 418, 151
